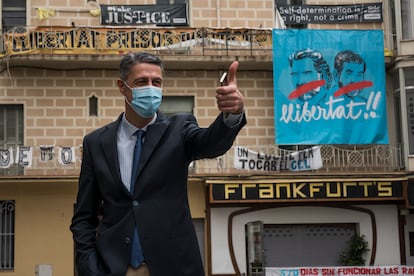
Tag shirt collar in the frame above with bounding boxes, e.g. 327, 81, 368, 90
121, 112, 157, 137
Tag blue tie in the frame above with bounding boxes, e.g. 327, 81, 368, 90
131, 129, 144, 192
130, 129, 145, 268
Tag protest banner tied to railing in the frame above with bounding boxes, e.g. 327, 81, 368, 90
233, 146, 323, 172
0, 145, 80, 169
0, 26, 273, 57
0, 144, 403, 175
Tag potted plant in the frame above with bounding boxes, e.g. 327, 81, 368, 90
339, 234, 370, 265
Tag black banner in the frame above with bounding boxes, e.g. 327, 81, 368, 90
210, 180, 404, 203
277, 3, 382, 25
100, 4, 188, 26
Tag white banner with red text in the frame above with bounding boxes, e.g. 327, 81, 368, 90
234, 146, 323, 172
265, 266, 414, 276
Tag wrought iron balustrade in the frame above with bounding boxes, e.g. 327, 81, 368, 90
0, 26, 273, 57
190, 144, 403, 175
0, 144, 403, 176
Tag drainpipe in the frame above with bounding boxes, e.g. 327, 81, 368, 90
399, 68, 409, 168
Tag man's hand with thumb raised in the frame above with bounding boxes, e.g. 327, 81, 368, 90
216, 61, 244, 114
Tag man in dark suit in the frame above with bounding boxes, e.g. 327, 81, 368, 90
70, 52, 246, 276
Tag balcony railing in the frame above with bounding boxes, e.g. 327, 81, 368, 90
0, 26, 273, 57
190, 144, 404, 175
0, 144, 403, 177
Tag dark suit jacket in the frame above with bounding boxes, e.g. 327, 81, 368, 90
70, 111, 246, 276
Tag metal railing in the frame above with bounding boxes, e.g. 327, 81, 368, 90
0, 144, 403, 176
0, 26, 273, 57
190, 144, 403, 175
0, 200, 15, 271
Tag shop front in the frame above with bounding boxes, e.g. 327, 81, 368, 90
206, 176, 408, 276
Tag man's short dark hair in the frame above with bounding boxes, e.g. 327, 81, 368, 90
119, 52, 164, 80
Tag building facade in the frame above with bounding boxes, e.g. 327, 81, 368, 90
0, 0, 413, 276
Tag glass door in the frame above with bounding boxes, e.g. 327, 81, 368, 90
246, 221, 264, 276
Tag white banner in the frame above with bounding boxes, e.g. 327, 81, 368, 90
0, 146, 76, 168
16, 146, 33, 168
0, 147, 14, 168
234, 146, 323, 172
266, 265, 414, 276
58, 147, 76, 165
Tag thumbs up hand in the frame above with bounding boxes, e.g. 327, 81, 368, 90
216, 61, 244, 114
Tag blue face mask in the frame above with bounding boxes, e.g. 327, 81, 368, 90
124, 84, 162, 118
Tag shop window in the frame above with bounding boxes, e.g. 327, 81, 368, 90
0, 200, 15, 270
2, 0, 26, 30
0, 104, 23, 175
262, 223, 356, 267
401, 0, 414, 40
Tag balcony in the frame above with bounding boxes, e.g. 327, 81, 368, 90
0, 26, 394, 70
0, 27, 403, 177
0, 26, 273, 70
191, 144, 404, 177
0, 144, 403, 177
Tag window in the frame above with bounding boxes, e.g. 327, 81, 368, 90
2, 0, 26, 30
89, 95, 98, 116
403, 68, 414, 155
159, 96, 194, 169
401, 0, 414, 40
0, 200, 15, 270
0, 104, 23, 175
158, 96, 194, 116
406, 88, 414, 154
0, 104, 24, 146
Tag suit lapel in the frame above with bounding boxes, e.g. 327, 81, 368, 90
136, 113, 169, 179
99, 115, 128, 194
101, 113, 169, 196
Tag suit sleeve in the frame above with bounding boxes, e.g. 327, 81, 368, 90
184, 112, 246, 160
70, 136, 103, 275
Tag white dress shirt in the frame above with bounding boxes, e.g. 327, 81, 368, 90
117, 113, 156, 191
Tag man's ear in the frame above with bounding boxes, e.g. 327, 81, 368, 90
117, 79, 127, 96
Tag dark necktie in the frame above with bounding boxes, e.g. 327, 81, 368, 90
131, 129, 144, 192
130, 129, 145, 268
